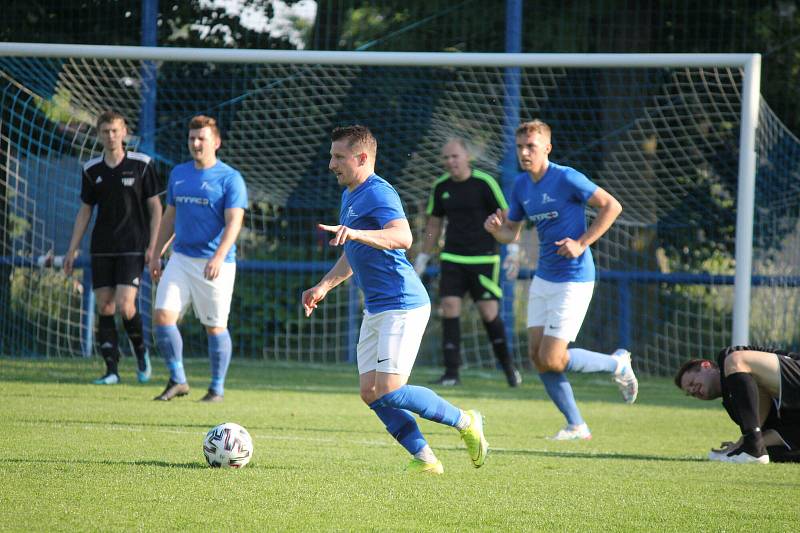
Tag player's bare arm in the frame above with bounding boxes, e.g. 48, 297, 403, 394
204, 207, 245, 280
318, 218, 413, 250
302, 254, 353, 317
145, 195, 163, 265
484, 208, 522, 244
63, 202, 93, 276
149, 204, 176, 282
555, 187, 621, 258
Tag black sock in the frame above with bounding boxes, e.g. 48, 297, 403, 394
482, 316, 514, 372
727, 372, 766, 455
96, 314, 120, 376
442, 317, 460, 377
122, 313, 147, 369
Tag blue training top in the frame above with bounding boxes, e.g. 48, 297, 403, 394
507, 162, 598, 283
340, 174, 429, 313
167, 160, 248, 262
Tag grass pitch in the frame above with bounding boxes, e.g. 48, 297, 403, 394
1, 357, 797, 532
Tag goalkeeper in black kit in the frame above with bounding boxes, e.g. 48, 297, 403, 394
675, 345, 800, 464
414, 138, 521, 387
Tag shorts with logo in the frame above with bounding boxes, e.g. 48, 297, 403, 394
356, 304, 431, 375
91, 255, 145, 289
154, 252, 236, 328
527, 276, 594, 342
439, 254, 502, 301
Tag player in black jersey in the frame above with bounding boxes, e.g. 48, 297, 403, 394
64, 111, 163, 385
675, 345, 800, 464
414, 138, 521, 387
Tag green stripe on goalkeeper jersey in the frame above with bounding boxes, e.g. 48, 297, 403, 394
425, 173, 451, 215
440, 252, 500, 265
471, 169, 508, 210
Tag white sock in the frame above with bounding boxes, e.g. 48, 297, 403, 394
455, 410, 470, 431
414, 445, 438, 464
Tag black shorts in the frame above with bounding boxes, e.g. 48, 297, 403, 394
778, 352, 800, 409
439, 257, 501, 301
91, 255, 145, 290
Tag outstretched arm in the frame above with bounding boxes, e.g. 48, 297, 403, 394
302, 254, 353, 317
319, 218, 413, 250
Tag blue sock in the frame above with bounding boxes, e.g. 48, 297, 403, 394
208, 330, 232, 395
379, 385, 461, 427
155, 325, 186, 384
539, 372, 584, 426
566, 348, 617, 373
369, 401, 427, 455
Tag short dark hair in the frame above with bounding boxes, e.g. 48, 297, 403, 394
673, 358, 717, 389
331, 125, 377, 158
188, 115, 220, 138
96, 110, 127, 129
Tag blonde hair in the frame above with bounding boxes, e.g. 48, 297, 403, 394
515, 119, 551, 141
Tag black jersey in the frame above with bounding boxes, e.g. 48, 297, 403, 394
426, 169, 508, 257
80, 151, 162, 255
716, 345, 800, 427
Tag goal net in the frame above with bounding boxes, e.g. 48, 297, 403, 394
1, 46, 797, 376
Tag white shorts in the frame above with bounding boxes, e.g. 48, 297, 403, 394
154, 252, 237, 328
356, 304, 430, 376
527, 276, 594, 342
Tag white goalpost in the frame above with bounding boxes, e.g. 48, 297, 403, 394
1, 43, 782, 374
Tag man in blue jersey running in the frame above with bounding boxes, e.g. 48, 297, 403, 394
485, 119, 638, 440
149, 115, 247, 403
302, 125, 488, 473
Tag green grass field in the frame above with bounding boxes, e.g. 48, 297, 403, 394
1, 357, 798, 532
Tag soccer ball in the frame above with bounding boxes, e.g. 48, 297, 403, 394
202, 422, 254, 468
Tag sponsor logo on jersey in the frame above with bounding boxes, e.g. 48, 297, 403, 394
95, 177, 103, 184
122, 178, 135, 187
541, 193, 556, 204
527, 211, 559, 223
345, 206, 358, 220
174, 195, 210, 206
442, 192, 450, 200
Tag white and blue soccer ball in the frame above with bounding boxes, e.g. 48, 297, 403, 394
203, 422, 253, 468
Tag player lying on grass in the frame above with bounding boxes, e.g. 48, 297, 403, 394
675, 345, 800, 464
302, 125, 488, 474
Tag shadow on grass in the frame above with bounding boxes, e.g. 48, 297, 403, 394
492, 447, 706, 463
13, 417, 371, 436
1, 457, 288, 470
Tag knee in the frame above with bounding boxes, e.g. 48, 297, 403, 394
97, 302, 115, 316
118, 304, 136, 321
538, 358, 566, 373
360, 387, 378, 406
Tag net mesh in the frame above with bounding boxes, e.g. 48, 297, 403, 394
2, 53, 799, 376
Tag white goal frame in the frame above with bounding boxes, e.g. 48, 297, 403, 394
0, 42, 761, 345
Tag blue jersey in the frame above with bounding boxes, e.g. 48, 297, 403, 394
507, 162, 598, 283
167, 160, 248, 262
340, 174, 429, 313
